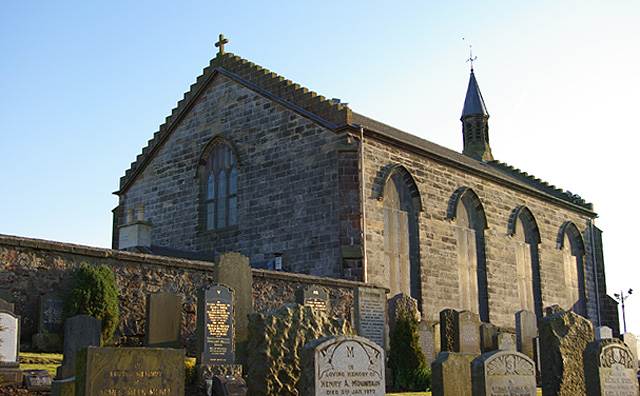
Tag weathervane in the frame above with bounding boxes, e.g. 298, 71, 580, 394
467, 45, 477, 72
215, 34, 229, 55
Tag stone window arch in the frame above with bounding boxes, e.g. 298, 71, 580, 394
379, 165, 422, 303
557, 221, 587, 316
197, 137, 239, 231
507, 206, 543, 317
446, 187, 489, 322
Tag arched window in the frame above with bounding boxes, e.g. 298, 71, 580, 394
557, 222, 587, 316
381, 166, 421, 302
203, 142, 237, 231
447, 187, 489, 322
508, 206, 542, 317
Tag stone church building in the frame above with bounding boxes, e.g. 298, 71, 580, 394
113, 37, 618, 330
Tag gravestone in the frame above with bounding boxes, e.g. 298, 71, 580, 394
480, 323, 498, 353
197, 284, 235, 365
440, 308, 458, 352
301, 335, 385, 396
583, 338, 640, 396
56, 315, 101, 379
539, 310, 594, 396
418, 321, 437, 363
0, 297, 14, 313
353, 286, 387, 349
471, 350, 536, 396
431, 351, 479, 396
145, 291, 182, 348
32, 293, 64, 351
492, 333, 516, 352
388, 293, 420, 337
595, 326, 613, 340
620, 332, 638, 369
0, 311, 22, 384
458, 310, 482, 354
75, 346, 185, 396
296, 285, 330, 314
23, 369, 53, 392
544, 304, 564, 316
515, 310, 537, 361
211, 375, 248, 396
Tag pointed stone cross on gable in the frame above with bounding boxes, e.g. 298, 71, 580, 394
216, 34, 229, 55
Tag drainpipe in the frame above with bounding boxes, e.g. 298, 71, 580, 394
359, 126, 368, 283
589, 217, 601, 326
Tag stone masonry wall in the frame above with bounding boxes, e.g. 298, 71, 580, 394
116, 73, 344, 278
361, 136, 602, 329
0, 234, 371, 353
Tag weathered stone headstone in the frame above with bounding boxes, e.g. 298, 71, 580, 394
32, 293, 64, 351
145, 291, 182, 348
539, 310, 594, 396
433, 322, 441, 357
75, 346, 185, 396
516, 309, 537, 361
492, 333, 516, 352
418, 321, 437, 363
56, 315, 101, 380
480, 323, 498, 353
431, 351, 479, 396
583, 338, 640, 396
0, 311, 22, 384
440, 308, 458, 352
214, 252, 253, 364
458, 310, 482, 354
0, 297, 14, 313
471, 350, 536, 396
620, 332, 638, 369
301, 335, 385, 396
197, 284, 234, 365
388, 293, 420, 337
296, 285, 330, 314
23, 369, 53, 392
247, 304, 351, 396
544, 304, 564, 316
595, 326, 613, 340
354, 286, 387, 349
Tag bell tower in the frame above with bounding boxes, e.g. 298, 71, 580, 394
461, 52, 493, 161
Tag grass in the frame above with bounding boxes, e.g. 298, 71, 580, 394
19, 352, 63, 376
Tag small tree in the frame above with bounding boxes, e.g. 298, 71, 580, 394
388, 308, 430, 391
63, 263, 120, 344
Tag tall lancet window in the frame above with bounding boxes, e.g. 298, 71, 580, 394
381, 166, 421, 302
202, 140, 238, 231
557, 222, 587, 316
508, 206, 543, 317
447, 187, 489, 322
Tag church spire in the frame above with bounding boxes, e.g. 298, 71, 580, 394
461, 48, 493, 161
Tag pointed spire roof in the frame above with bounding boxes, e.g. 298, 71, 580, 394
461, 69, 488, 118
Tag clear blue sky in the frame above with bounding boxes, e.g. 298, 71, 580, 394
1, 1, 638, 334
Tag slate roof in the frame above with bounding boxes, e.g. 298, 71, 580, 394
117, 51, 594, 214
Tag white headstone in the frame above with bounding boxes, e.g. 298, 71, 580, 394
620, 333, 638, 369
0, 311, 19, 362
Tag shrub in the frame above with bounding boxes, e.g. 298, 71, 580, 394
185, 358, 197, 385
388, 308, 430, 391
63, 263, 120, 344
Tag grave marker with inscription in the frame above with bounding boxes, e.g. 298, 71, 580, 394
0, 311, 22, 385
32, 293, 64, 351
296, 285, 330, 314
583, 338, 640, 396
75, 346, 184, 396
354, 287, 387, 349
440, 309, 458, 352
197, 284, 235, 365
516, 310, 537, 361
418, 321, 437, 363
471, 350, 536, 396
458, 310, 481, 354
301, 335, 385, 396
145, 291, 182, 348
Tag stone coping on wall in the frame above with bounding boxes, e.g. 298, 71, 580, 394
0, 234, 388, 292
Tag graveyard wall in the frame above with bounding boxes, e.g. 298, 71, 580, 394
0, 234, 371, 352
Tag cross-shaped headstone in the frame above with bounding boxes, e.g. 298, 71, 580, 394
215, 34, 229, 55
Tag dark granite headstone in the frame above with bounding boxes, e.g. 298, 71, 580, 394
0, 297, 14, 313
197, 284, 235, 365
296, 285, 330, 314
539, 310, 594, 396
458, 310, 481, 354
145, 291, 182, 348
583, 338, 640, 396
76, 346, 185, 396
471, 350, 536, 396
56, 315, 101, 380
39, 293, 64, 334
440, 308, 458, 352
480, 323, 498, 353
211, 375, 248, 396
23, 369, 53, 392
432, 351, 479, 396
516, 310, 537, 361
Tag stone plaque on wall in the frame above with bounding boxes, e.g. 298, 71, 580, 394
353, 287, 387, 349
197, 284, 234, 364
296, 285, 329, 314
